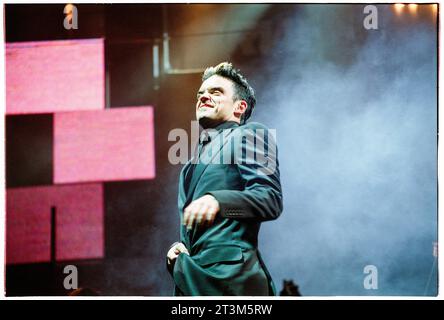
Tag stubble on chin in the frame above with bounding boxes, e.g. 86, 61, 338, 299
198, 111, 223, 129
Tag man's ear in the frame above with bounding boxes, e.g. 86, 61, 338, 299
234, 100, 248, 118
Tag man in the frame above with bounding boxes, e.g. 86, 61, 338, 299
166, 62, 283, 296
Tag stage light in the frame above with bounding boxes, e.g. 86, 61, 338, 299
64, 3, 74, 16
65, 3, 74, 10
408, 4, 418, 14
431, 4, 438, 14
394, 3, 405, 14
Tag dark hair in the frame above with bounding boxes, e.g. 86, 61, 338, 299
202, 62, 256, 124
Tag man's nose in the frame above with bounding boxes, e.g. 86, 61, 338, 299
200, 93, 210, 103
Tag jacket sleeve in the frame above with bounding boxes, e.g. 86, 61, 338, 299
207, 122, 283, 221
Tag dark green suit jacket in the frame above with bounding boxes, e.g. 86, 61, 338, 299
169, 121, 283, 296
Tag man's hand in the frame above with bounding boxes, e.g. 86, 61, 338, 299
167, 242, 189, 268
183, 194, 220, 230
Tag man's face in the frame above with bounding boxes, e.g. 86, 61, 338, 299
196, 75, 239, 128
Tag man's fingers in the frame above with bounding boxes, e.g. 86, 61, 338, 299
184, 203, 197, 228
203, 195, 219, 227
176, 243, 189, 255
192, 203, 211, 229
167, 249, 179, 261
184, 203, 195, 228
196, 204, 209, 226
167, 243, 189, 262
186, 207, 194, 230
183, 205, 193, 227
183, 195, 220, 230
205, 206, 218, 226
187, 202, 203, 229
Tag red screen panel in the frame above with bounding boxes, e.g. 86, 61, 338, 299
55, 184, 104, 261
6, 187, 52, 264
54, 107, 156, 183
6, 184, 104, 264
6, 38, 105, 115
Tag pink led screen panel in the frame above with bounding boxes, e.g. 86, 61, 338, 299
6, 38, 104, 115
6, 184, 104, 265
54, 106, 156, 183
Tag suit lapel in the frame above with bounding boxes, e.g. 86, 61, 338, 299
178, 163, 188, 211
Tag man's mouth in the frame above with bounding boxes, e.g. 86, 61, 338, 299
199, 104, 214, 109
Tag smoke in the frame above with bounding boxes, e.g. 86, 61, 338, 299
254, 5, 437, 295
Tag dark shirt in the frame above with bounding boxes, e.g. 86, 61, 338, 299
198, 121, 239, 149
185, 121, 240, 187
